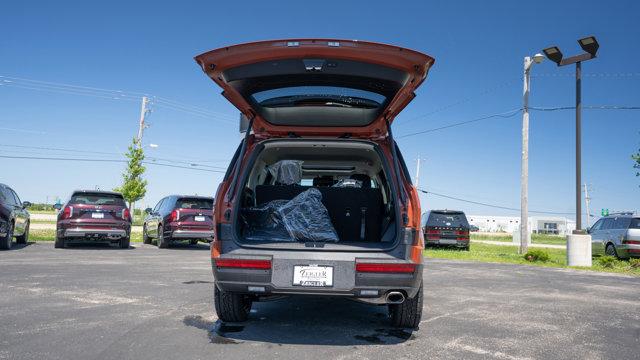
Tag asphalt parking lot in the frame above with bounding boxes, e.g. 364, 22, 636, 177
1, 243, 638, 360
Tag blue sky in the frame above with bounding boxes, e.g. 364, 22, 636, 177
1, 0, 639, 224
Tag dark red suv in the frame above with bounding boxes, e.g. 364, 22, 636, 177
142, 195, 214, 248
54, 191, 132, 248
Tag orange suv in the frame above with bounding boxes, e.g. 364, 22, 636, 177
195, 39, 433, 328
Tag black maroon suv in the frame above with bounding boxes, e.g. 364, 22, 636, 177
54, 190, 132, 248
143, 195, 214, 248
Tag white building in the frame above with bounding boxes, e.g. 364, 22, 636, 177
468, 215, 576, 235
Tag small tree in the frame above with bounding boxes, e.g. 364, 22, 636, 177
114, 138, 147, 220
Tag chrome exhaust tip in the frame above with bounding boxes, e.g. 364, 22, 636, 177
385, 291, 405, 304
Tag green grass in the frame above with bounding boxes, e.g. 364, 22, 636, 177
425, 243, 640, 276
471, 233, 567, 245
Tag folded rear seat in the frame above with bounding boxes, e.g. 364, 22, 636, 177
255, 185, 383, 242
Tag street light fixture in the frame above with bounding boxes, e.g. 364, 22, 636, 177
542, 46, 563, 65
519, 53, 544, 254
542, 36, 599, 233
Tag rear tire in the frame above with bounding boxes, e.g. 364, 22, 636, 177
157, 225, 170, 248
389, 283, 423, 329
605, 243, 619, 259
54, 235, 65, 249
119, 236, 130, 249
214, 286, 252, 322
142, 225, 151, 244
0, 223, 13, 250
16, 221, 29, 244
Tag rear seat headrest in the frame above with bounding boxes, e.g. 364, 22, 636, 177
269, 160, 303, 185
350, 174, 371, 188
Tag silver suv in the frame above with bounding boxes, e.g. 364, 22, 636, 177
588, 213, 640, 259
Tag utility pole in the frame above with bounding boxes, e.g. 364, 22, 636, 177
137, 96, 150, 148
520, 55, 544, 254
584, 183, 592, 228
415, 155, 422, 190
132, 96, 150, 221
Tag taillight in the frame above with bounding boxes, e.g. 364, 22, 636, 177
169, 209, 180, 222
623, 239, 640, 245
61, 206, 73, 219
356, 262, 416, 273
122, 208, 131, 222
456, 229, 470, 240
215, 259, 271, 270
425, 228, 440, 240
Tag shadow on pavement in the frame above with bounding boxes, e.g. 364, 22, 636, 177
183, 296, 417, 346
164, 243, 210, 251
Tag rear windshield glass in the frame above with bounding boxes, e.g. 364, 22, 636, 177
630, 218, 640, 229
69, 193, 126, 206
426, 212, 469, 228
252, 86, 386, 109
176, 198, 213, 210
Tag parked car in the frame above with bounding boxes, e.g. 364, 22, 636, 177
143, 195, 214, 248
422, 210, 470, 250
194, 39, 433, 328
588, 212, 640, 259
0, 183, 31, 250
469, 225, 480, 232
54, 190, 131, 248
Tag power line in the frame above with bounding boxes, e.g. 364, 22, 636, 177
0, 143, 228, 169
397, 105, 640, 139
0, 75, 236, 124
397, 108, 522, 139
0, 155, 225, 173
418, 188, 579, 216
396, 78, 520, 127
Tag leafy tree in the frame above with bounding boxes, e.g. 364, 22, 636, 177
114, 139, 147, 217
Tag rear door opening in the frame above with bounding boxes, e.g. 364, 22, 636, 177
231, 139, 402, 251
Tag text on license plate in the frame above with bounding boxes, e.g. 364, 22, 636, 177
91, 212, 104, 219
194, 216, 206, 222
293, 265, 333, 287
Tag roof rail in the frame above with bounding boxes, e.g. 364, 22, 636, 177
607, 211, 635, 216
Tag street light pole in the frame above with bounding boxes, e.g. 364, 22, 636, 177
575, 61, 582, 230
520, 57, 532, 255
542, 36, 599, 233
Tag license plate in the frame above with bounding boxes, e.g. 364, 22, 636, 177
439, 239, 457, 244
91, 212, 104, 219
194, 216, 206, 222
293, 265, 333, 287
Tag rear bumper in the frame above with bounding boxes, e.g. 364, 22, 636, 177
62, 227, 128, 239
171, 229, 214, 239
426, 238, 469, 247
212, 258, 423, 303
618, 244, 640, 258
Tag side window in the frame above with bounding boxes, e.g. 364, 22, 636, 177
153, 198, 165, 213
394, 142, 412, 185
0, 186, 7, 204
162, 197, 175, 212
602, 218, 615, 230
224, 141, 244, 181
613, 217, 631, 230
2, 187, 16, 206
590, 219, 604, 232
10, 189, 22, 206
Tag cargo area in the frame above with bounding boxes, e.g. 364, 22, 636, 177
234, 140, 400, 249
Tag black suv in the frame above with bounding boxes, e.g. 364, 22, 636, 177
0, 183, 31, 250
422, 210, 470, 250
